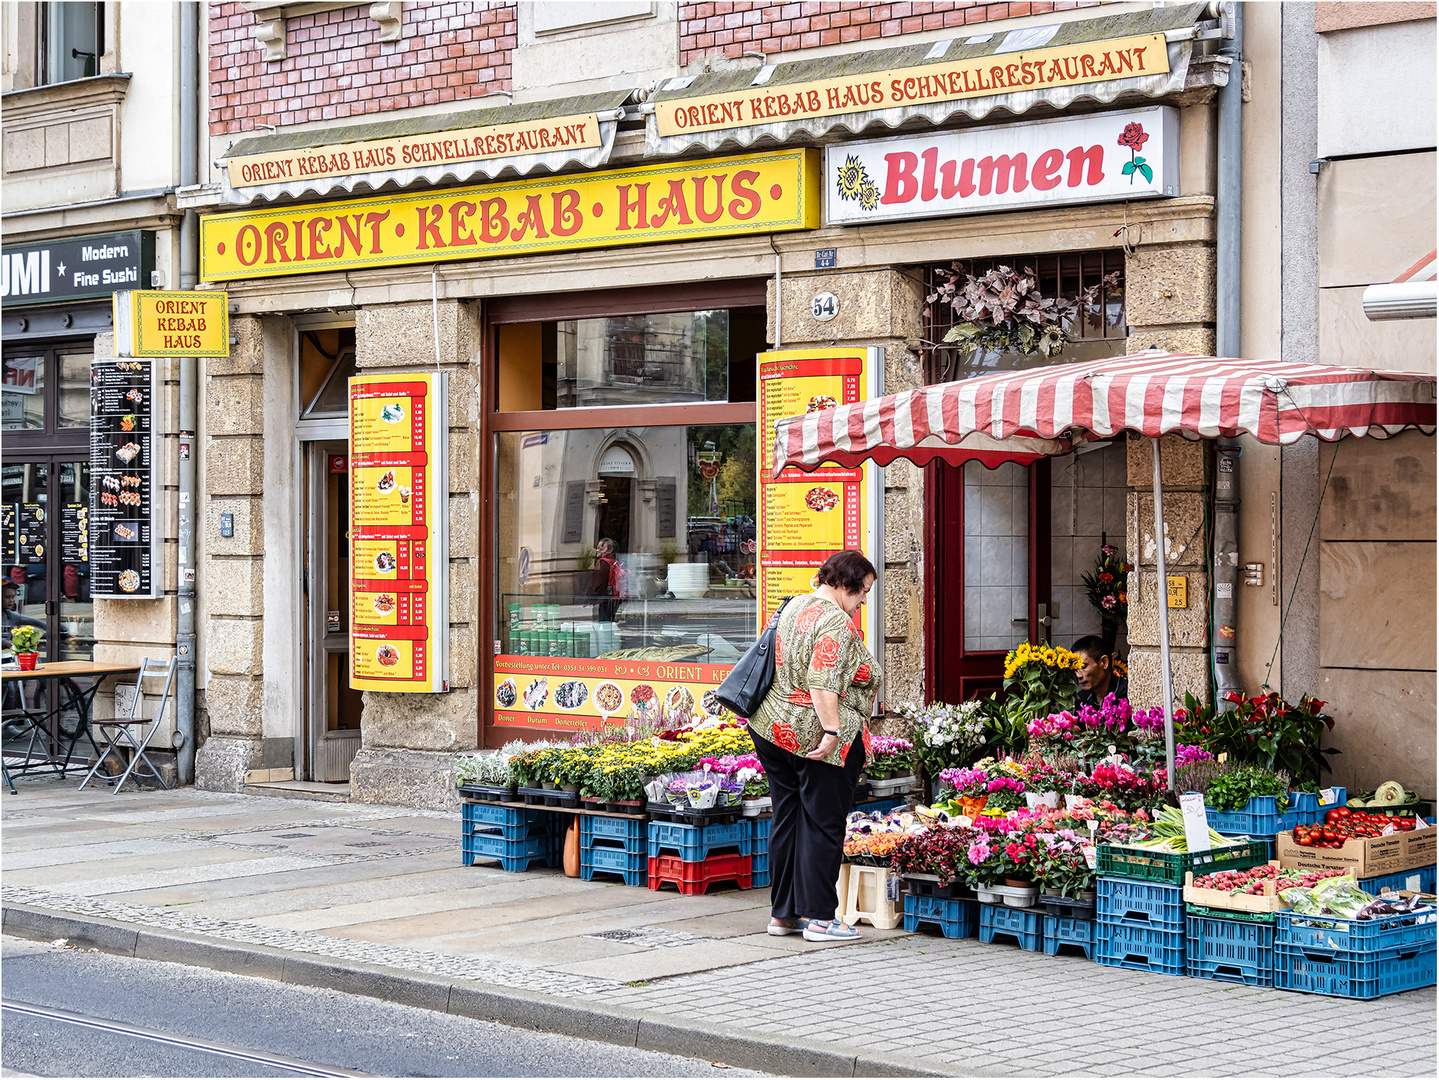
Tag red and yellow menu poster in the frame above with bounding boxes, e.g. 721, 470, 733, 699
493, 655, 731, 731
757, 348, 884, 644
349, 372, 449, 693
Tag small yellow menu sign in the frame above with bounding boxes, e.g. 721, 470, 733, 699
113, 290, 230, 358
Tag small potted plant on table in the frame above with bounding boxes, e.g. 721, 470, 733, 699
10, 626, 41, 670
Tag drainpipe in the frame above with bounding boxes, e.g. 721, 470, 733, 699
175, 1, 199, 784
1213, 1, 1243, 708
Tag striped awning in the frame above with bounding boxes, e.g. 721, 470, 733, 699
772, 351, 1437, 475
1364, 249, 1438, 321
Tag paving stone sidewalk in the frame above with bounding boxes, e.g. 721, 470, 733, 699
2, 778, 1434, 1077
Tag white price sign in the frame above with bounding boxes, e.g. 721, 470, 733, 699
1178, 792, 1212, 854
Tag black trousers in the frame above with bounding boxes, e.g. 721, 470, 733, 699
749, 725, 866, 922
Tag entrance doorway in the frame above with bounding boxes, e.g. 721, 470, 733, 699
301, 441, 362, 782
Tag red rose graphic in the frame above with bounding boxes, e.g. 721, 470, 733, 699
840, 743, 849, 764
771, 720, 800, 753
774, 636, 784, 670
1118, 122, 1149, 151
787, 689, 813, 707
795, 605, 823, 634
854, 662, 872, 684
811, 634, 841, 672
862, 724, 873, 757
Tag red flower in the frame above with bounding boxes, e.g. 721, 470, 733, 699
795, 605, 823, 634
774, 636, 784, 670
1118, 122, 1149, 151
854, 662, 872, 684
840, 743, 849, 764
771, 721, 800, 753
811, 634, 842, 672
862, 724, 873, 757
787, 689, 813, 707
1098, 572, 1113, 584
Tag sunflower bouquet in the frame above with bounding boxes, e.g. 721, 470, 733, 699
999, 642, 1083, 752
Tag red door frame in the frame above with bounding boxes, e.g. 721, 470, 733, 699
924, 458, 1051, 704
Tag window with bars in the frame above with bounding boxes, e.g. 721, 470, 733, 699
921, 250, 1127, 384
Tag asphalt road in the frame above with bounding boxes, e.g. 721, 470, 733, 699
0, 936, 764, 1078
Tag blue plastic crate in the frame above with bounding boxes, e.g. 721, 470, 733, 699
647, 819, 752, 861
1276, 905, 1437, 952
463, 828, 556, 871
753, 870, 771, 888
462, 802, 558, 839
580, 844, 647, 886
1095, 920, 1185, 975
979, 903, 1042, 950
581, 814, 646, 854
1042, 915, 1094, 959
1185, 913, 1275, 987
1359, 865, 1437, 896
753, 816, 772, 841
1289, 788, 1347, 823
1097, 877, 1185, 929
903, 893, 977, 939
1274, 942, 1436, 999
752, 852, 769, 876
853, 796, 906, 815
1206, 795, 1302, 837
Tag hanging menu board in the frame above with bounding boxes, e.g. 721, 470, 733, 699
349, 372, 449, 693
61, 504, 88, 566
89, 358, 159, 598
756, 348, 884, 645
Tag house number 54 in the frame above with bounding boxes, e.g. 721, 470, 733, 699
811, 292, 839, 322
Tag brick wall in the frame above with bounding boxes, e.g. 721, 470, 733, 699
209, 1, 516, 135
678, 1, 1109, 65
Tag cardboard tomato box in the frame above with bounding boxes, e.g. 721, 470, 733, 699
1275, 826, 1436, 878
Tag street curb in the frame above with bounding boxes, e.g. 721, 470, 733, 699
2, 902, 954, 1077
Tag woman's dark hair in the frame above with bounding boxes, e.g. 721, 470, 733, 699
816, 549, 877, 594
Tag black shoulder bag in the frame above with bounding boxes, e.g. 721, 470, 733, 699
713, 595, 794, 718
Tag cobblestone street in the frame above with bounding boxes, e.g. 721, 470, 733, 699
3, 781, 1434, 1077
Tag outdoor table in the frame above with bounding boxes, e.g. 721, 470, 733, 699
1, 661, 142, 793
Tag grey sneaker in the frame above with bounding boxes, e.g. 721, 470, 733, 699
767, 918, 810, 937
802, 920, 862, 943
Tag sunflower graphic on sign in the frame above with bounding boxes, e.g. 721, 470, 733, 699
835, 154, 880, 211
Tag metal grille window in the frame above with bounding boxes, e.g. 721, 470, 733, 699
922, 251, 1127, 384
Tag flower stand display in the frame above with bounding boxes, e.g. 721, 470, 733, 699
1042, 916, 1095, 959
461, 802, 560, 872
1272, 905, 1437, 999
903, 893, 977, 939
647, 819, 752, 862
979, 903, 1043, 950
839, 864, 903, 930
579, 813, 647, 886
1185, 909, 1276, 987
648, 851, 753, 895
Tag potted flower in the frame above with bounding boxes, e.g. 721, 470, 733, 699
937, 765, 991, 820
984, 774, 1027, 813
961, 834, 1008, 902
1000, 642, 1083, 744
1033, 829, 1097, 910
1080, 541, 1130, 650
864, 736, 914, 781
900, 699, 987, 797
1021, 760, 1067, 810
890, 823, 979, 892
10, 626, 41, 670
454, 749, 516, 800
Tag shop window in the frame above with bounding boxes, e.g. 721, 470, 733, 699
299, 328, 357, 418
2, 342, 93, 436
39, 1, 103, 85
922, 250, 1126, 383
497, 308, 763, 410
494, 422, 757, 662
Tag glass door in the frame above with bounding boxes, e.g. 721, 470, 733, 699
2, 457, 94, 662
304, 441, 362, 782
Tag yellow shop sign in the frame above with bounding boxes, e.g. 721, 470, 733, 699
201, 148, 819, 281
655, 34, 1169, 137
112, 290, 230, 357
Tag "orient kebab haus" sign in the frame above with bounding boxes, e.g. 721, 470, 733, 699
226, 112, 604, 188
200, 149, 819, 281
655, 33, 1169, 136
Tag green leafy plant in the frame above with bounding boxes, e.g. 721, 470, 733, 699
1177, 691, 1338, 789
1205, 764, 1290, 812
925, 264, 1120, 358
9, 626, 41, 653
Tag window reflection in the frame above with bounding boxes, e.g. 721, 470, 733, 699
2, 353, 44, 430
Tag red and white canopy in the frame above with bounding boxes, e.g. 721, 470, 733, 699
772, 351, 1437, 475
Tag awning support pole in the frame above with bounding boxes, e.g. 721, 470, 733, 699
1151, 437, 1177, 790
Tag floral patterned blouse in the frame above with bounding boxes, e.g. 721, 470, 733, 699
749, 595, 883, 767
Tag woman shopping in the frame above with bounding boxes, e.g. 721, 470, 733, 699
748, 549, 882, 943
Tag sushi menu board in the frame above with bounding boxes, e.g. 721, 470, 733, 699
348, 372, 449, 693
756, 348, 883, 645
89, 358, 159, 598
61, 504, 88, 565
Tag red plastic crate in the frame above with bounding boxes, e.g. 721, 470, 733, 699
647, 852, 752, 895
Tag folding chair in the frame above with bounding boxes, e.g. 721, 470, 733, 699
78, 657, 177, 794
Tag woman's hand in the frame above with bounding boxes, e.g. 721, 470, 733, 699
806, 732, 840, 760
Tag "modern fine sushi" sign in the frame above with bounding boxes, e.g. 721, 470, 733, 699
348, 372, 450, 694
